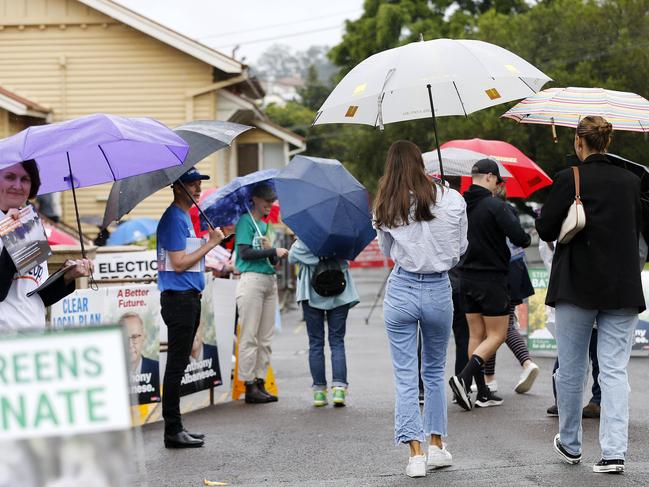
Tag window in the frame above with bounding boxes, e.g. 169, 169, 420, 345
236, 142, 287, 176
262, 143, 285, 170
237, 143, 259, 176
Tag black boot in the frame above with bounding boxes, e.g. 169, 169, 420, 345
245, 380, 273, 404
256, 378, 278, 402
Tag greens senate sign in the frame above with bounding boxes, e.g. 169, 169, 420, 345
0, 326, 131, 440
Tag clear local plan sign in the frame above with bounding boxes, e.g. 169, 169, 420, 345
0, 327, 131, 440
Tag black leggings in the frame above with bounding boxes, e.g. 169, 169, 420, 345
485, 304, 530, 376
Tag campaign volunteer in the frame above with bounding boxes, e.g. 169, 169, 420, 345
157, 168, 224, 449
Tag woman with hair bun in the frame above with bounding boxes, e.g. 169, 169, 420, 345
536, 116, 644, 474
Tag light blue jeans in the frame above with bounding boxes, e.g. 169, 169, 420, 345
555, 302, 638, 460
383, 266, 453, 444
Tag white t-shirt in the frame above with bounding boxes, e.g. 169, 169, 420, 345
0, 210, 49, 330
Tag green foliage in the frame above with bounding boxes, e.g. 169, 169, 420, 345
267, 0, 649, 197
297, 65, 331, 111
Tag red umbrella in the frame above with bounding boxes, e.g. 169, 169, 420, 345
263, 201, 281, 224
441, 138, 552, 197
190, 187, 217, 238
44, 223, 79, 246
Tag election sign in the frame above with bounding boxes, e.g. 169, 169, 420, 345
50, 278, 238, 410
634, 272, 649, 356
94, 250, 158, 280
50, 285, 162, 405
349, 239, 393, 269
0, 327, 131, 440
526, 268, 649, 357
0, 327, 137, 485
526, 268, 556, 354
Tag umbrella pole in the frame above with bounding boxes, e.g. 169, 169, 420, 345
427, 84, 445, 181
177, 181, 216, 230
66, 153, 86, 259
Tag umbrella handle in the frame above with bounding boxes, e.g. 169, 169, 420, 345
66, 153, 86, 259
427, 84, 445, 181
177, 181, 216, 231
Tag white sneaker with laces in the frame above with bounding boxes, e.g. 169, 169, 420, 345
515, 362, 540, 393
470, 380, 498, 393
405, 454, 427, 478
427, 444, 452, 469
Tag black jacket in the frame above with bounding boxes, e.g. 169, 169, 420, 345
459, 185, 531, 275
536, 153, 645, 311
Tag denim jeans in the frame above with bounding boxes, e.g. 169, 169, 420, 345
160, 291, 201, 435
555, 302, 637, 460
302, 301, 349, 389
552, 327, 601, 405
383, 266, 453, 444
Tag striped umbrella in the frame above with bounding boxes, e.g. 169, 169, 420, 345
502, 87, 649, 138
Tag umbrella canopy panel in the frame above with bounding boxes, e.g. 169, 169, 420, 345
102, 120, 250, 228
314, 38, 551, 127
0, 113, 189, 194
199, 169, 279, 229
106, 218, 158, 246
441, 139, 552, 197
501, 87, 649, 132
423, 147, 513, 178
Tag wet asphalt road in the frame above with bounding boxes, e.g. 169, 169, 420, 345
140, 269, 649, 487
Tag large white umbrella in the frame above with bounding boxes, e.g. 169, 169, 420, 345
313, 38, 551, 178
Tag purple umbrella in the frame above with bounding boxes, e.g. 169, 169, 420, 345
0, 113, 189, 256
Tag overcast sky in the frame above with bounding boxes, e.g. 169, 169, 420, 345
114, 0, 364, 65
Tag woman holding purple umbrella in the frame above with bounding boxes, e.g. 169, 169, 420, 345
0, 160, 93, 330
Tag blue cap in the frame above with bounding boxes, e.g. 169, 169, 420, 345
177, 167, 210, 184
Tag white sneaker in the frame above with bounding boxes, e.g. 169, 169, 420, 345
515, 362, 539, 394
405, 455, 427, 478
470, 380, 498, 393
427, 444, 452, 469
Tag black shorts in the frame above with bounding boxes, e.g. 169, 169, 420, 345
461, 274, 510, 317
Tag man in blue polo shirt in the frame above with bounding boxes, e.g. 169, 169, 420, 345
157, 168, 224, 448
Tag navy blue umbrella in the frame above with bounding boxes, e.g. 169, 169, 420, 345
275, 156, 376, 260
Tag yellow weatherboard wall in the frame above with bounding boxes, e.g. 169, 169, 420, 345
0, 0, 224, 230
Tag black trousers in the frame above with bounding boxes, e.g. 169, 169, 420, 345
161, 291, 201, 435
452, 290, 469, 375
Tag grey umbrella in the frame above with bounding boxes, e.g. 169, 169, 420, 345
101, 120, 251, 229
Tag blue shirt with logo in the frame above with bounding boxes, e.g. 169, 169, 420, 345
156, 204, 205, 292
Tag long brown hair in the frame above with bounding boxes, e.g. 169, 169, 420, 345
373, 140, 437, 228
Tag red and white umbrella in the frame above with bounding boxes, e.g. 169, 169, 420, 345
438, 139, 552, 197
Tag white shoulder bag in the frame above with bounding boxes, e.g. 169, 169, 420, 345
558, 166, 586, 244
